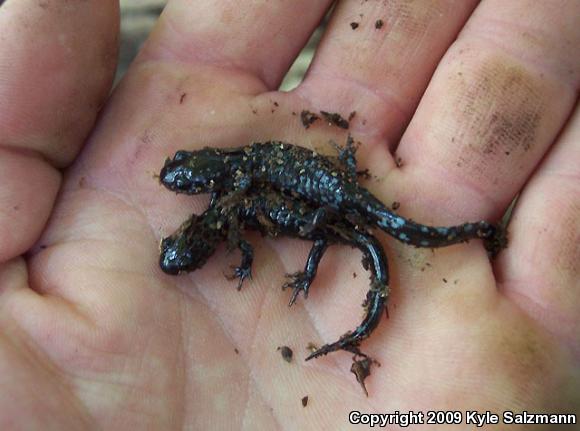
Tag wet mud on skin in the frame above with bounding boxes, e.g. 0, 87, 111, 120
453, 57, 544, 158
425, 48, 569, 201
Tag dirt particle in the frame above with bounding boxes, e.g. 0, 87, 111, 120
234, 348, 239, 354
350, 357, 374, 396
443, 278, 447, 283
179, 93, 187, 104
348, 111, 357, 121
357, 169, 371, 179
277, 346, 293, 363
320, 111, 350, 129
300, 110, 320, 129
306, 342, 318, 354
301, 396, 309, 407
392, 201, 400, 210
375, 19, 384, 29
350, 22, 359, 30
353, 272, 357, 278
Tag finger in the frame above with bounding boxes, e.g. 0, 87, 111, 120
0, 0, 119, 261
137, 0, 333, 90
498, 103, 580, 356
298, 0, 478, 143
0, 150, 60, 262
0, 0, 119, 166
394, 0, 580, 220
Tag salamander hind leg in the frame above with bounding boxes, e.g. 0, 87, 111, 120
480, 222, 508, 258
283, 271, 314, 307
283, 239, 328, 306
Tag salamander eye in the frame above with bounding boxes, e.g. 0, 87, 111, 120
175, 178, 188, 190
173, 150, 191, 162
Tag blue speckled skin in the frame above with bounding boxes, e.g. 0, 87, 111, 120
159, 191, 389, 360
160, 141, 502, 252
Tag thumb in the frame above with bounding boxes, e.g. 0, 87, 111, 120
0, 0, 119, 262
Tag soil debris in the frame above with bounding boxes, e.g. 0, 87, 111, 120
350, 357, 373, 396
306, 342, 318, 354
320, 111, 350, 129
300, 110, 320, 129
277, 346, 293, 363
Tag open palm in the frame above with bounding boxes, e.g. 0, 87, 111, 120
1, 1, 578, 430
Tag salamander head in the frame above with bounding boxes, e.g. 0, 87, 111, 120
159, 215, 219, 274
160, 148, 228, 194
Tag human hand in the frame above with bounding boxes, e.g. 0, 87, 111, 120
0, 1, 578, 429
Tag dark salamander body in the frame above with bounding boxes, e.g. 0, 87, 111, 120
159, 191, 389, 361
160, 141, 502, 252
159, 140, 506, 394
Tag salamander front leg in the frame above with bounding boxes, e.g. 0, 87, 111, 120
283, 239, 329, 306
330, 135, 359, 179
225, 219, 253, 290
226, 239, 254, 290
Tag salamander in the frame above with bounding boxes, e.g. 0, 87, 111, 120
159, 139, 504, 254
159, 191, 389, 362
